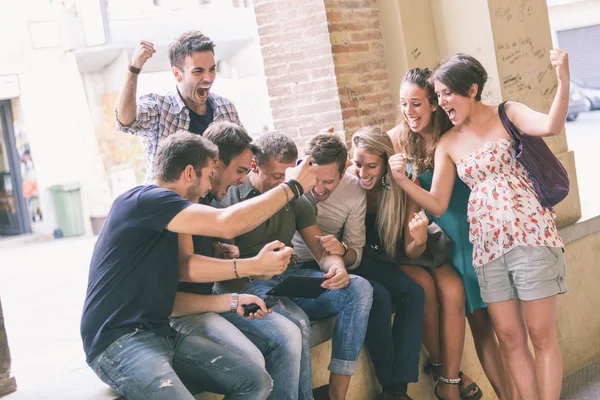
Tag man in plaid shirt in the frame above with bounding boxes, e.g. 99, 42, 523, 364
116, 31, 244, 183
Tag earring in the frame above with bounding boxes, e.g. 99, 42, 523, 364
381, 174, 391, 190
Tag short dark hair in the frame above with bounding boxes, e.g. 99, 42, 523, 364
254, 132, 298, 166
432, 53, 488, 101
305, 133, 348, 174
203, 122, 258, 166
168, 30, 215, 69
154, 130, 218, 182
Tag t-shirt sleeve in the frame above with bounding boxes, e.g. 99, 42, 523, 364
343, 188, 367, 269
294, 196, 317, 231
135, 187, 194, 231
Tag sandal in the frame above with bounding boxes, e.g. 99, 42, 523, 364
434, 375, 461, 400
458, 371, 483, 400
423, 360, 442, 382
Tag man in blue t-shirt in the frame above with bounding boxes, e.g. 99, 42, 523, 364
80, 130, 317, 400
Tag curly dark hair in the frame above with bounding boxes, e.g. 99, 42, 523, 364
168, 30, 215, 69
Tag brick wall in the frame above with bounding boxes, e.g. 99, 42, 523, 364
253, 0, 396, 146
325, 0, 397, 136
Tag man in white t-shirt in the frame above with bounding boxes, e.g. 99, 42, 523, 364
292, 133, 424, 400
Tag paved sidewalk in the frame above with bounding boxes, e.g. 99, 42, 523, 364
0, 235, 114, 400
561, 361, 600, 399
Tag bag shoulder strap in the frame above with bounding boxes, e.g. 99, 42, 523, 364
498, 101, 521, 142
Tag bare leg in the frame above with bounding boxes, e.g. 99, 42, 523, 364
399, 266, 441, 365
467, 308, 516, 399
430, 263, 465, 400
522, 296, 562, 400
487, 300, 539, 400
329, 373, 351, 400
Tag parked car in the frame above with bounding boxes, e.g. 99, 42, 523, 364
572, 77, 600, 110
567, 86, 591, 121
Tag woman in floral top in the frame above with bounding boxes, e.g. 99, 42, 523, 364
390, 50, 570, 400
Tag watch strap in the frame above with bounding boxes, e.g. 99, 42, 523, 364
230, 293, 239, 313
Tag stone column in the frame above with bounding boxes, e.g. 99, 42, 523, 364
0, 298, 17, 396
253, 0, 396, 145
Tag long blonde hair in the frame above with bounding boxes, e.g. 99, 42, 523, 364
392, 68, 453, 176
351, 127, 408, 259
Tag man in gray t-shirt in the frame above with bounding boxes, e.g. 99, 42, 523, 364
292, 133, 424, 400
214, 132, 373, 400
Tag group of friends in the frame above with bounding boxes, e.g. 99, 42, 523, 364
80, 30, 571, 400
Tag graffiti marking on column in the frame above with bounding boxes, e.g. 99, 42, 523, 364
494, 6, 513, 23
518, 0, 533, 23
411, 48, 421, 60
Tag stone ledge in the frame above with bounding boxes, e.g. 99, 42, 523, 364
559, 212, 600, 245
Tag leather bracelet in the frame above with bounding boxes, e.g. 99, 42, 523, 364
281, 183, 291, 203
233, 258, 240, 278
284, 179, 303, 198
290, 179, 304, 196
282, 181, 299, 200
128, 63, 141, 75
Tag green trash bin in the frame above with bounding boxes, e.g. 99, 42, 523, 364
49, 183, 85, 237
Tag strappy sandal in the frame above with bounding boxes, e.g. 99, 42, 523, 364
434, 376, 461, 400
423, 360, 442, 382
458, 371, 483, 400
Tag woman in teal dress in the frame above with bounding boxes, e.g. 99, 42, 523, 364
389, 68, 514, 400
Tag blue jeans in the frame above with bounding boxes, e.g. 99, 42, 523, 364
170, 311, 302, 400
89, 327, 272, 400
245, 266, 373, 377
352, 257, 425, 388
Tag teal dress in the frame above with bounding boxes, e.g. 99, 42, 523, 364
418, 170, 487, 314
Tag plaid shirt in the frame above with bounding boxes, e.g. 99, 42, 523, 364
116, 88, 244, 183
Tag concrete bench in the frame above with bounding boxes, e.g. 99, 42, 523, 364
93, 315, 496, 399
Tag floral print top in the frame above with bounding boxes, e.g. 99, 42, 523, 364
457, 139, 563, 266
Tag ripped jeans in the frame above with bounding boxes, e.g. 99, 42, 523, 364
89, 327, 272, 400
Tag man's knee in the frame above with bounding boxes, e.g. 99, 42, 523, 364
347, 275, 374, 304
275, 300, 312, 341
271, 316, 303, 358
244, 366, 273, 398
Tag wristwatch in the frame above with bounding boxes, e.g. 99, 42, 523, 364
230, 293, 239, 313
341, 241, 349, 257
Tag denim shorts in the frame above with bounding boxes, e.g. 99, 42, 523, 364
474, 246, 567, 303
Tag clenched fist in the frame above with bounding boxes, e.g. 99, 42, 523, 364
549, 48, 569, 83
388, 153, 409, 184
254, 241, 294, 277
408, 211, 429, 246
131, 40, 156, 69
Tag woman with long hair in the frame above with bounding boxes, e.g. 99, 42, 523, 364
390, 50, 570, 400
389, 67, 514, 400
349, 127, 475, 400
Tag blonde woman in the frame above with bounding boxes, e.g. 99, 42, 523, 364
349, 127, 473, 399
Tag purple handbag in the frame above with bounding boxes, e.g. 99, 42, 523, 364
498, 101, 570, 208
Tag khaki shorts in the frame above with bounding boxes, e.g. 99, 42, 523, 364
475, 246, 567, 303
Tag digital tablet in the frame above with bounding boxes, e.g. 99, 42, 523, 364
266, 275, 327, 298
